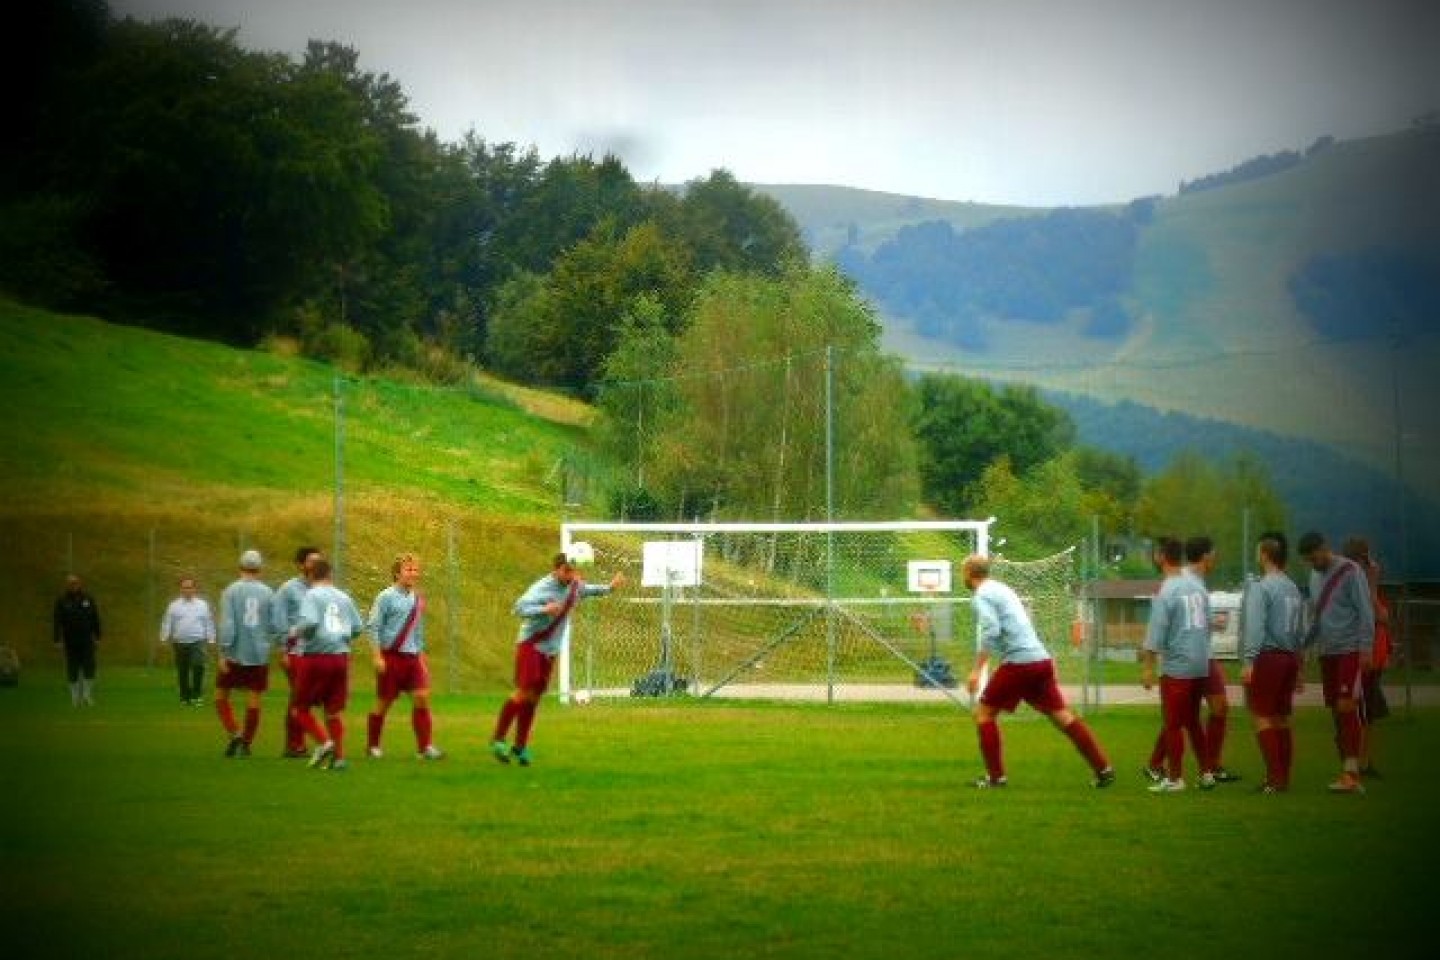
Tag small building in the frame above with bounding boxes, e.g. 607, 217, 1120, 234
1080, 579, 1160, 661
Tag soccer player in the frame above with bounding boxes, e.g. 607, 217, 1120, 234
159, 575, 216, 706
292, 558, 364, 771
1298, 531, 1375, 794
53, 574, 101, 706
215, 550, 277, 757
1342, 537, 1391, 779
1240, 532, 1305, 792
272, 546, 322, 757
1142, 536, 1239, 783
490, 550, 624, 766
1141, 536, 1214, 793
962, 554, 1115, 789
365, 552, 443, 760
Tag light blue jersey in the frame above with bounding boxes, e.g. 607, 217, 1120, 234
1145, 570, 1211, 679
1307, 556, 1374, 657
972, 578, 1051, 665
296, 584, 364, 655
218, 578, 277, 666
368, 586, 424, 654
514, 575, 611, 656
1240, 571, 1304, 664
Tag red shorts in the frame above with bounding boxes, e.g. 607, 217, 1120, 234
217, 662, 269, 693
376, 651, 430, 701
980, 660, 1067, 714
1245, 650, 1299, 717
1159, 676, 1206, 730
1320, 652, 1362, 707
1204, 659, 1228, 697
514, 642, 556, 694
296, 653, 350, 714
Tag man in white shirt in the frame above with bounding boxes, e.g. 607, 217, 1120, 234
160, 575, 216, 706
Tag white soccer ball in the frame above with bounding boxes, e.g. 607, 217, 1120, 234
572, 689, 592, 705
566, 541, 595, 566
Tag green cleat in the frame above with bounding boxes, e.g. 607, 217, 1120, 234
490, 740, 511, 764
511, 746, 533, 767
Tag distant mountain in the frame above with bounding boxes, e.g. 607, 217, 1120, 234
755, 127, 1440, 569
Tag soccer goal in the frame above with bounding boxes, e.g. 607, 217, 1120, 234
555, 519, 1072, 707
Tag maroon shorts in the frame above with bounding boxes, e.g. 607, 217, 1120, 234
296, 653, 350, 714
980, 660, 1067, 714
1204, 659, 1228, 698
1245, 650, 1299, 718
376, 651, 430, 701
217, 661, 269, 693
514, 643, 556, 694
1159, 675, 1206, 730
1320, 652, 1362, 707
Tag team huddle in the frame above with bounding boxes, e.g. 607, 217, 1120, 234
150, 546, 622, 770
965, 528, 1389, 795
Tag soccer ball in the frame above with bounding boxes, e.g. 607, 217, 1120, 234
572, 689, 592, 705
566, 541, 595, 566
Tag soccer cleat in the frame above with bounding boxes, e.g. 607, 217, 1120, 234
330, 758, 350, 772
1255, 782, 1283, 795
1148, 778, 1186, 793
308, 741, 335, 770
367, 746, 384, 759
1142, 765, 1165, 784
1093, 768, 1117, 789
1212, 767, 1242, 783
489, 740, 511, 764
1199, 772, 1218, 791
1328, 773, 1365, 794
511, 745, 533, 767
237, 742, 251, 758
418, 745, 445, 760
972, 775, 1007, 789
225, 734, 244, 758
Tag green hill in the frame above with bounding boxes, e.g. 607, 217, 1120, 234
0, 300, 596, 683
763, 129, 1440, 509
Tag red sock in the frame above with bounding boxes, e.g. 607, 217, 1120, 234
285, 708, 304, 751
295, 707, 328, 745
216, 700, 238, 735
1339, 711, 1362, 761
1256, 728, 1281, 786
367, 712, 384, 750
1062, 719, 1109, 773
1148, 728, 1165, 769
493, 698, 521, 742
1278, 728, 1293, 787
243, 707, 260, 744
326, 715, 345, 760
413, 707, 433, 750
1165, 728, 1185, 780
1186, 719, 1210, 775
1206, 713, 1228, 771
977, 720, 1004, 781
515, 701, 539, 749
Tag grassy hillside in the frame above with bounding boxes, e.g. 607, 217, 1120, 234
769, 130, 1440, 511
752, 183, 1039, 255
0, 300, 600, 684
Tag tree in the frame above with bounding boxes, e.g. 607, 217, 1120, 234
647, 266, 919, 520
970, 454, 1091, 558
911, 374, 1075, 515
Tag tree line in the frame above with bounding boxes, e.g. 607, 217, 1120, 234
3, 2, 1292, 568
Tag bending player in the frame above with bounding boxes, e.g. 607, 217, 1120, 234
963, 554, 1115, 789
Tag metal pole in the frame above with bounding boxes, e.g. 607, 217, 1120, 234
1390, 325, 1412, 717
824, 345, 837, 704
333, 371, 345, 585
146, 528, 157, 669
447, 518, 459, 695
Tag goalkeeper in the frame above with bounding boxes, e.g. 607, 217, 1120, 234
963, 554, 1116, 789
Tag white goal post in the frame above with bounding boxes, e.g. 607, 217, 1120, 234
557, 519, 1004, 704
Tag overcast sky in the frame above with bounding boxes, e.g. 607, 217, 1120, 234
111, 0, 1438, 207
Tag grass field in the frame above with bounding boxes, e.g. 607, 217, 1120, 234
1, 668, 1432, 960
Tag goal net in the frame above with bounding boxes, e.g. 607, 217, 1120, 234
556, 520, 1078, 706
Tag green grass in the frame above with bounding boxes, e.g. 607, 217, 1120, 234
1, 668, 1432, 959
